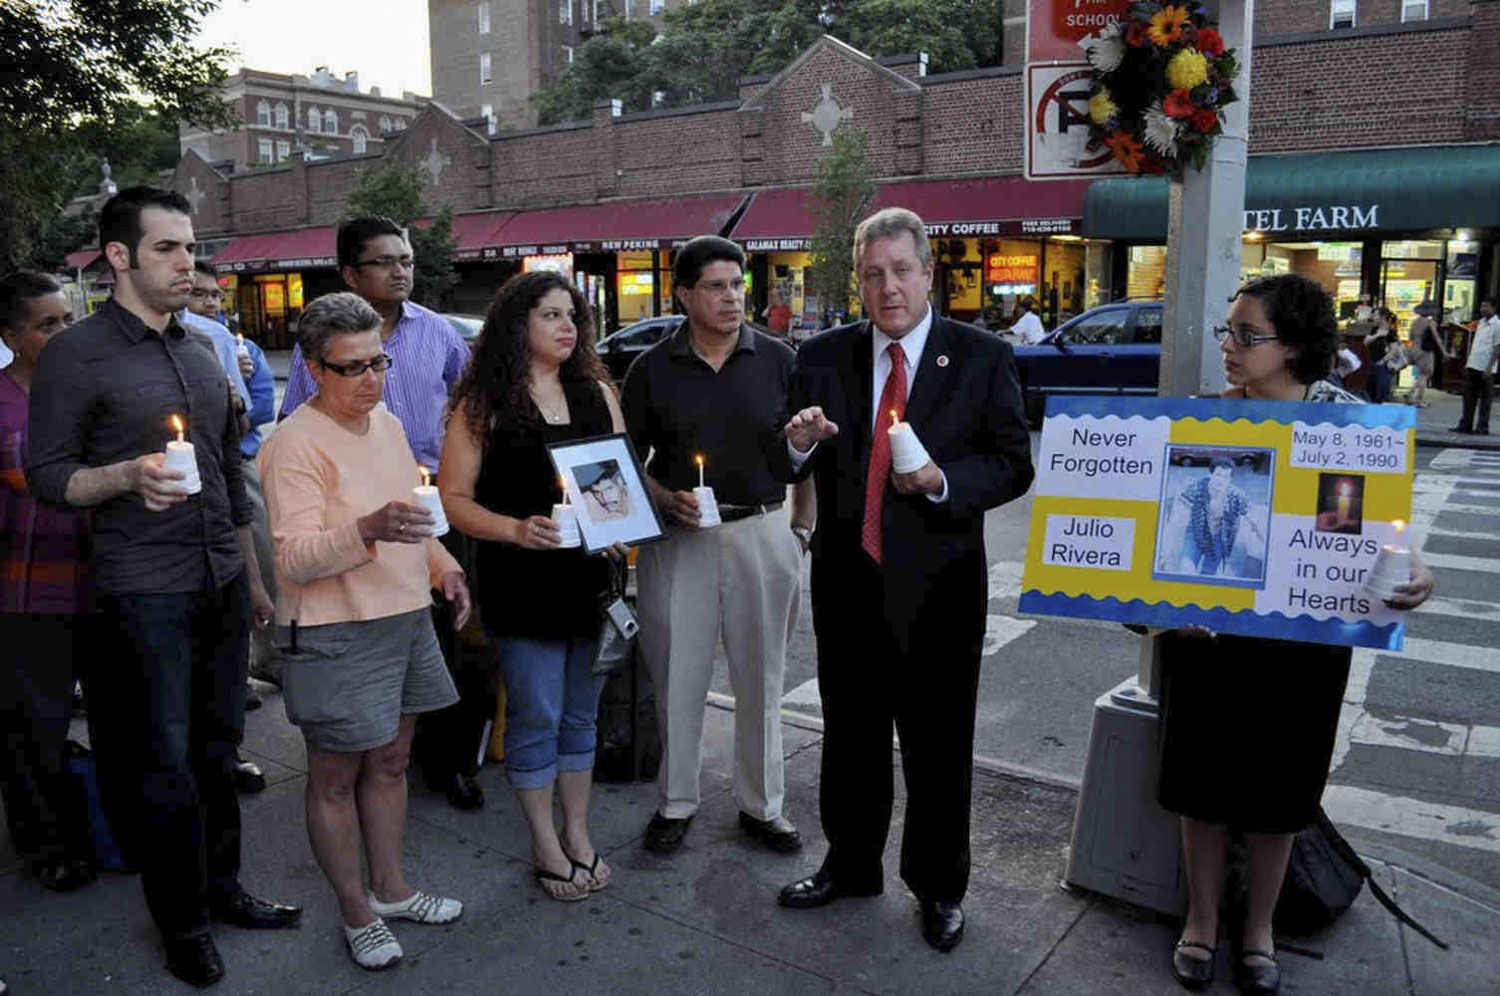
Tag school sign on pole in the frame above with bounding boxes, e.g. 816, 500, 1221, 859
1025, 0, 1132, 181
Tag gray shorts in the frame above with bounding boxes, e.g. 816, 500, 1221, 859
278, 608, 458, 753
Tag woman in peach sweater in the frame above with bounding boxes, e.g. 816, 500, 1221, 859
260, 293, 471, 970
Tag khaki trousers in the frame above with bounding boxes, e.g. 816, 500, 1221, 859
637, 507, 801, 821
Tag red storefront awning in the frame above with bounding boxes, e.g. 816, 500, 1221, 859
446, 210, 514, 261
64, 249, 102, 271
211, 226, 337, 273
488, 193, 748, 259
731, 176, 1091, 247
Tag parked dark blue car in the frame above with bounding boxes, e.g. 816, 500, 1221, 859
1012, 301, 1163, 423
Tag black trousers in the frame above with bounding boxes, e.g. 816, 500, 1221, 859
0, 612, 92, 867
89, 572, 249, 939
1459, 367, 1494, 433
415, 530, 497, 781
810, 552, 984, 904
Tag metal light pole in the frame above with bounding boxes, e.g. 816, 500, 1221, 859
1064, 0, 1254, 916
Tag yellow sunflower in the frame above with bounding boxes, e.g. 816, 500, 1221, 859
1088, 90, 1119, 126
1165, 48, 1210, 90
1147, 5, 1191, 46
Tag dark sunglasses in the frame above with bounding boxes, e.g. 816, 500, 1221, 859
318, 354, 394, 377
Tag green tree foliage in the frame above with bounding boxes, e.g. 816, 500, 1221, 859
806, 129, 876, 322
535, 0, 1005, 124
342, 162, 459, 311
0, 0, 235, 271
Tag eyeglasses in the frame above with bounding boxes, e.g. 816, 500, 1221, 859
353, 255, 415, 271
318, 354, 394, 377
1212, 325, 1281, 349
189, 289, 223, 299
692, 278, 746, 295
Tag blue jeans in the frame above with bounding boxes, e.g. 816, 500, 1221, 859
1368, 363, 1392, 403
492, 636, 603, 790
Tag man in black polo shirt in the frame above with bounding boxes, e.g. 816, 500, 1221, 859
623, 236, 804, 856
28, 187, 300, 988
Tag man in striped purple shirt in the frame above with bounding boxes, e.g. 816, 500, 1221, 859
277, 216, 469, 471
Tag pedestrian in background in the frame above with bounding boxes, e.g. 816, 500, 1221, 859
1452, 296, 1498, 435
26, 187, 297, 989
1011, 297, 1047, 345
260, 292, 469, 970
779, 208, 1035, 952
1407, 306, 1448, 408
1362, 308, 1398, 403
624, 236, 805, 858
0, 271, 96, 893
440, 271, 625, 901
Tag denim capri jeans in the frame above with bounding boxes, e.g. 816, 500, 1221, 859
491, 636, 605, 789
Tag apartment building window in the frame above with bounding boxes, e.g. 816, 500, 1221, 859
482, 103, 497, 135
1401, 0, 1428, 21
274, 102, 289, 128
323, 109, 338, 134
480, 52, 493, 84
307, 105, 321, 132
256, 101, 271, 126
350, 126, 369, 155
379, 115, 391, 133
563, 44, 575, 64
258, 139, 274, 164
276, 140, 290, 161
478, 1, 491, 33
650, 0, 664, 13
560, 0, 572, 25
1330, 0, 1356, 29
394, 117, 407, 131
591, 0, 601, 22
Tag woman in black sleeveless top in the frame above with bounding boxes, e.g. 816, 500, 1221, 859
438, 272, 626, 902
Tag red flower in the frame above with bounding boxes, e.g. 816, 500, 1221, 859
1125, 21, 1148, 47
1163, 89, 1196, 119
1105, 130, 1147, 173
1195, 28, 1225, 56
1190, 108, 1218, 132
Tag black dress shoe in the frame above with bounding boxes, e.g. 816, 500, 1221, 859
1234, 949, 1280, 994
920, 899, 965, 951
1450, 425, 1472, 434
778, 868, 882, 909
165, 933, 225, 988
233, 755, 266, 794
211, 891, 303, 929
1171, 939, 1216, 990
443, 772, 484, 811
244, 683, 263, 711
739, 812, 802, 853
643, 812, 693, 854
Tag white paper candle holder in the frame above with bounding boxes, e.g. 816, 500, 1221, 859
694, 486, 721, 528
163, 441, 202, 495
552, 503, 581, 548
888, 422, 931, 474
1364, 543, 1410, 601
411, 485, 449, 538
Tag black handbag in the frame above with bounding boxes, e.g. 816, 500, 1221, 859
1274, 807, 1448, 949
592, 557, 637, 676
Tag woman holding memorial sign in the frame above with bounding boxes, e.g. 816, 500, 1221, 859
1162, 275, 1435, 994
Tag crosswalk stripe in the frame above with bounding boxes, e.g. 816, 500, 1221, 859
1346, 709, 1467, 755
1421, 551, 1500, 573
1323, 784, 1500, 856
1414, 594, 1500, 624
1386, 637, 1500, 674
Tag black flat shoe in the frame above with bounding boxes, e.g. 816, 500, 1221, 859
1171, 939, 1216, 991
35, 857, 96, 892
739, 812, 802, 853
643, 812, 693, 854
920, 900, 964, 951
233, 756, 266, 794
212, 891, 303, 929
1235, 948, 1280, 994
777, 867, 882, 909
165, 933, 225, 988
443, 772, 484, 811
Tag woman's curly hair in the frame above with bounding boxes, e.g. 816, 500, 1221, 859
448, 271, 610, 448
1232, 274, 1339, 385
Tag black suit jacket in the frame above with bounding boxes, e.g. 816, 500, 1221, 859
789, 317, 1034, 646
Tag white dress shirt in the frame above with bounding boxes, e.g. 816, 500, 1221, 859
1466, 315, 1500, 375
1011, 310, 1046, 345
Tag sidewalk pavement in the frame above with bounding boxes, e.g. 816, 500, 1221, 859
3, 694, 1497, 995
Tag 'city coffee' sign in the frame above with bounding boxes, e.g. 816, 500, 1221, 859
1243, 204, 1379, 234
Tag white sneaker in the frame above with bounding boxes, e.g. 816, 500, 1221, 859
366, 889, 463, 924
344, 917, 402, 970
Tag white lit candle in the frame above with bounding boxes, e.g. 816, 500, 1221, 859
235, 333, 249, 359
887, 408, 930, 474
692, 453, 720, 528
162, 414, 201, 496
1336, 481, 1352, 522
411, 465, 449, 538
1364, 519, 1411, 601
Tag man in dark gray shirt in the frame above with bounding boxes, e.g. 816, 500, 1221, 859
27, 187, 299, 989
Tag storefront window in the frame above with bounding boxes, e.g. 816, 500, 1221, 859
1380, 240, 1442, 331
767, 251, 811, 330
1126, 245, 1168, 301
1445, 239, 1479, 323
523, 254, 573, 276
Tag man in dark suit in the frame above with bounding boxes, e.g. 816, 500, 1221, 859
777, 207, 1034, 951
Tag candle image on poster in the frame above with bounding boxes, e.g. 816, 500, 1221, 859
1018, 397, 1417, 650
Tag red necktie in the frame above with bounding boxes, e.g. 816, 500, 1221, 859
862, 342, 908, 564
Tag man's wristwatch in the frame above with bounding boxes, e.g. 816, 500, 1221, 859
791, 525, 813, 552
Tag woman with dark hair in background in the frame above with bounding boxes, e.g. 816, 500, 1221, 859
1163, 275, 1435, 994
0, 272, 96, 893
439, 272, 626, 902
1363, 307, 1399, 403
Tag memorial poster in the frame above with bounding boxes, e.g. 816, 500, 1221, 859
1018, 397, 1417, 650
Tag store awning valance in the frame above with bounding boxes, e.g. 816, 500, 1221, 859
488, 193, 748, 259
64, 249, 102, 271
438, 210, 515, 261
211, 226, 337, 273
731, 176, 1091, 249
1083, 145, 1500, 240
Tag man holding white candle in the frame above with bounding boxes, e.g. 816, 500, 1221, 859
26, 187, 295, 989
622, 236, 804, 857
778, 207, 1034, 952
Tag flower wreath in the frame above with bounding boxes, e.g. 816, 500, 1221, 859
1082, 3, 1241, 176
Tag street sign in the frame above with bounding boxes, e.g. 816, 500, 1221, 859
1025, 63, 1126, 181
1027, 0, 1133, 64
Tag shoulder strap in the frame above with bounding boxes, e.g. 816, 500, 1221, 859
1316, 808, 1450, 950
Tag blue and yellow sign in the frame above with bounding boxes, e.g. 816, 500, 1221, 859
1018, 397, 1416, 650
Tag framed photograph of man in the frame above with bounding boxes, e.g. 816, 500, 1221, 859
1152, 445, 1276, 589
547, 433, 664, 553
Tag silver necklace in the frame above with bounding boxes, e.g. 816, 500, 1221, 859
533, 391, 566, 423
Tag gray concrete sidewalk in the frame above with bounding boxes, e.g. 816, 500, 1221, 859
3, 695, 1495, 995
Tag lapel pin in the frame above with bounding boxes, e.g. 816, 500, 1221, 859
936, 354, 950, 367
